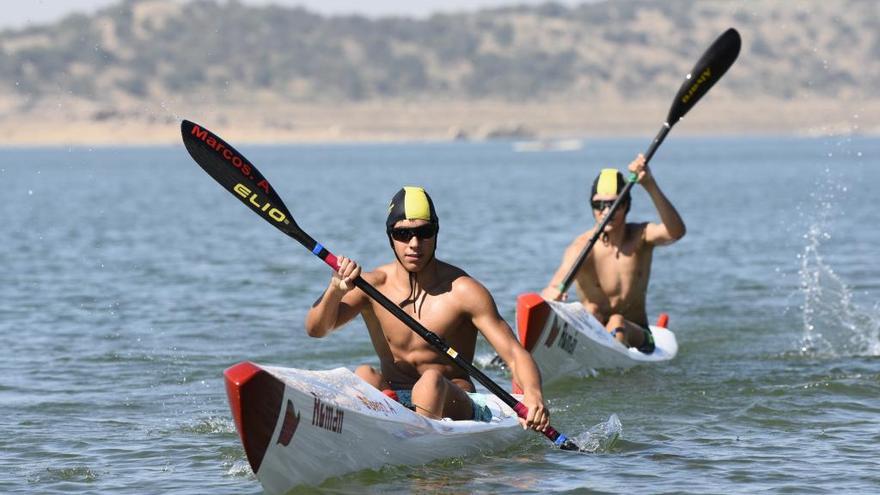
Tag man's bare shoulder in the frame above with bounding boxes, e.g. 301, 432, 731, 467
360, 264, 391, 286
626, 222, 651, 246
438, 262, 496, 310
573, 229, 597, 243
434, 260, 470, 288
628, 221, 649, 230
567, 229, 597, 254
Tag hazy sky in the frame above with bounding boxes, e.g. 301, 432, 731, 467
1, 0, 586, 29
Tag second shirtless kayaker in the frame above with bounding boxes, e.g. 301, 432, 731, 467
541, 154, 686, 353
305, 186, 549, 431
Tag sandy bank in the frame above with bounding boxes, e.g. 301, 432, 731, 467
1, 97, 876, 147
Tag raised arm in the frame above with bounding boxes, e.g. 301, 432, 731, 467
304, 256, 367, 337
628, 154, 686, 246
462, 278, 549, 431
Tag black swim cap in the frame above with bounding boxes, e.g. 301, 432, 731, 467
385, 186, 439, 231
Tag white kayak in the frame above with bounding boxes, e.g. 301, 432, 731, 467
224, 361, 528, 493
513, 293, 678, 390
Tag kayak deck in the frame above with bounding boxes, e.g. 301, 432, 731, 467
225, 361, 527, 493
514, 293, 678, 391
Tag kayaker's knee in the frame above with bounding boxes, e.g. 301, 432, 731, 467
585, 302, 604, 323
414, 368, 445, 394
411, 369, 447, 419
354, 365, 383, 388
606, 314, 625, 330
412, 369, 446, 401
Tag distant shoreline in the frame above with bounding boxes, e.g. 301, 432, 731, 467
1, 97, 876, 146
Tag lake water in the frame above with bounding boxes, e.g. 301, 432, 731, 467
2, 134, 878, 494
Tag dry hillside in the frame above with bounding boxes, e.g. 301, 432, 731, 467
1, 0, 877, 144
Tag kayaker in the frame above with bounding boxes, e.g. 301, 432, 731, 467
305, 186, 550, 431
541, 154, 686, 353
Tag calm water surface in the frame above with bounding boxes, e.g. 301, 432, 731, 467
1, 135, 878, 494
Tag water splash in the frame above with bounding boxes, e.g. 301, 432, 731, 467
797, 171, 880, 357
225, 459, 255, 479
476, 352, 507, 372
572, 413, 622, 453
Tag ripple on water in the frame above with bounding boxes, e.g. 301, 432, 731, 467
5, 138, 880, 494
180, 415, 237, 435
26, 465, 101, 484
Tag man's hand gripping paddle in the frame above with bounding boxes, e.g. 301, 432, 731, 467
181, 119, 581, 451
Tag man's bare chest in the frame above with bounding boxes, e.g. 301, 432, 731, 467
367, 293, 464, 340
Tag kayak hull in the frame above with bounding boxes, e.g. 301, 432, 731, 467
224, 361, 527, 493
514, 293, 678, 390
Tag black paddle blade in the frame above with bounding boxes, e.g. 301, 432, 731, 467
180, 120, 306, 243
667, 27, 741, 125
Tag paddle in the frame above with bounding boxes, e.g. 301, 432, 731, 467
555, 27, 741, 295
181, 119, 580, 451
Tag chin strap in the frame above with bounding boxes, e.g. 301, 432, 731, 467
388, 234, 437, 320
407, 271, 430, 320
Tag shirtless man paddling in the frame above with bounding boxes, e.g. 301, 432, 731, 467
306, 186, 550, 430
541, 154, 686, 353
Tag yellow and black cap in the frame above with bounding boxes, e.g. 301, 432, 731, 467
385, 186, 439, 231
590, 168, 631, 212
590, 168, 631, 211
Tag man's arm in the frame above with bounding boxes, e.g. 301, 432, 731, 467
540, 235, 588, 301
628, 154, 686, 246
461, 279, 550, 431
304, 256, 366, 337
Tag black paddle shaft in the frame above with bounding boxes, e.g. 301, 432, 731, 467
181, 119, 580, 451
557, 28, 741, 295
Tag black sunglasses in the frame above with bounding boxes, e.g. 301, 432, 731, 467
389, 224, 438, 242
591, 199, 626, 211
